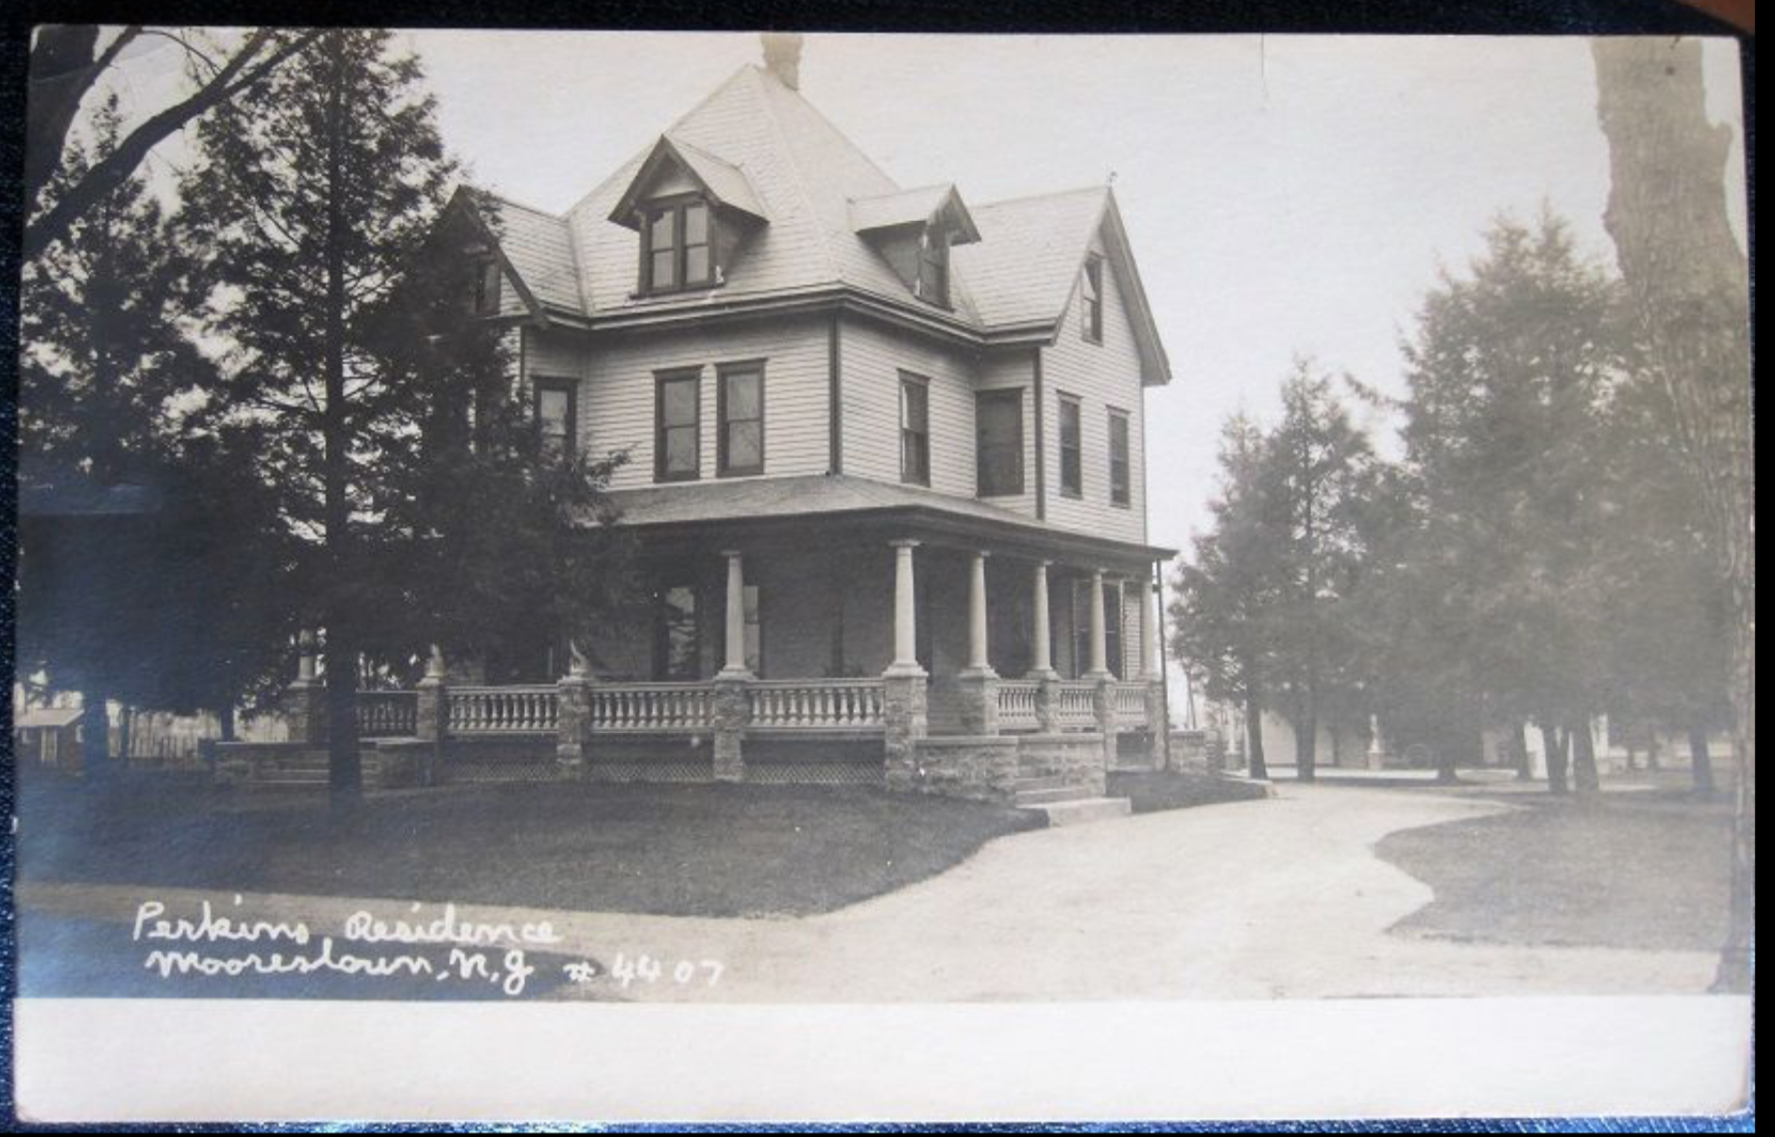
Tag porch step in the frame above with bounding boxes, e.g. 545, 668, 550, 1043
1018, 796, 1133, 826
1014, 784, 1099, 806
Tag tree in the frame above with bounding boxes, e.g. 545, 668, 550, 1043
24, 26, 321, 262
1171, 414, 1282, 780
1396, 213, 1630, 795
16, 95, 298, 772
1260, 360, 1378, 782
178, 30, 457, 806
1592, 37, 1753, 994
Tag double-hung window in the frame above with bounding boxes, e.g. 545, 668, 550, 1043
1059, 394, 1083, 498
975, 389, 1024, 497
533, 379, 576, 461
916, 227, 949, 308
655, 370, 701, 482
1108, 408, 1131, 507
900, 373, 931, 486
717, 363, 765, 477
642, 198, 715, 294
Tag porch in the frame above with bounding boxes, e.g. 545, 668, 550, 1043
239, 492, 1175, 801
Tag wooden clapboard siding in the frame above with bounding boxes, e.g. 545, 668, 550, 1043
840, 316, 977, 499
520, 317, 831, 491
1039, 230, 1148, 546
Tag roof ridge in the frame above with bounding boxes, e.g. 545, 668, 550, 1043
753, 63, 903, 191
849, 181, 956, 204
747, 64, 846, 286
974, 185, 1111, 211
561, 64, 757, 223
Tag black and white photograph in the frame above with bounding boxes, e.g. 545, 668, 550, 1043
4, 19, 1755, 1124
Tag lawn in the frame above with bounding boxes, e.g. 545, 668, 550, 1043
17, 772, 1043, 918
1375, 789, 1735, 952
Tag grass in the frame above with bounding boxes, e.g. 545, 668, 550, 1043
17, 771, 1043, 918
1108, 769, 1273, 814
1375, 788, 1735, 951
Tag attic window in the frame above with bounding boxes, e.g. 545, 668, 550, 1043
641, 197, 717, 295
1082, 255, 1104, 343
915, 226, 950, 309
469, 255, 502, 316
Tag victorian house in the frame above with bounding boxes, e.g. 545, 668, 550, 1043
300, 37, 1178, 805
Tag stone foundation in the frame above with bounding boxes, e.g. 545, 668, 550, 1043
908, 736, 1021, 802
1016, 732, 1109, 796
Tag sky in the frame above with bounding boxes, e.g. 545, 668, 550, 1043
97, 30, 1747, 559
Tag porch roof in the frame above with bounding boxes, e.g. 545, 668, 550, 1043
599, 474, 1176, 567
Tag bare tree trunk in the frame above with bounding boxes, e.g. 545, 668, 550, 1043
79, 684, 111, 783
1570, 715, 1601, 794
1541, 722, 1569, 795
1593, 38, 1753, 992
1512, 720, 1533, 781
1244, 692, 1269, 781
1688, 722, 1717, 796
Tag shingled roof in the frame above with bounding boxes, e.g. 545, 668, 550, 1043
469, 64, 1168, 381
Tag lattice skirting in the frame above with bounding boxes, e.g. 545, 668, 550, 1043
744, 762, 885, 787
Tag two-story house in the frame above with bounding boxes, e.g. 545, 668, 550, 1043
387, 36, 1177, 796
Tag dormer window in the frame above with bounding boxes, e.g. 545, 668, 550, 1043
916, 226, 950, 309
641, 197, 716, 295
463, 247, 501, 316
1081, 254, 1104, 343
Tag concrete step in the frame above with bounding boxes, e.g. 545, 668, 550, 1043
1014, 784, 1099, 806
1018, 796, 1133, 826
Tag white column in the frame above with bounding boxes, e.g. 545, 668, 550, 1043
887, 539, 923, 675
965, 551, 994, 674
424, 643, 445, 681
1087, 569, 1109, 677
720, 550, 750, 676
1140, 577, 1159, 680
1031, 561, 1054, 676
296, 631, 318, 684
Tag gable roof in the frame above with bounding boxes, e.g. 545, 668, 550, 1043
459, 63, 1170, 381
849, 183, 981, 244
607, 134, 769, 228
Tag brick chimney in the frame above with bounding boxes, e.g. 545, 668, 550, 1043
761, 32, 803, 90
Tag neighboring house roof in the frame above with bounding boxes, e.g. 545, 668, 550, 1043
600, 474, 1176, 560
14, 707, 84, 729
463, 64, 1171, 383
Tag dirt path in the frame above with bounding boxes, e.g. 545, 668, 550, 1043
18, 785, 1717, 1002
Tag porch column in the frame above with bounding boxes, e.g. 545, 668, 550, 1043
1142, 574, 1168, 770
720, 550, 752, 678
1088, 571, 1118, 771
886, 539, 923, 677
1086, 569, 1110, 677
1139, 576, 1159, 681
1031, 561, 1062, 733
883, 539, 928, 790
957, 550, 1000, 735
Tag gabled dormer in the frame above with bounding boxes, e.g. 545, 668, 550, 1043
849, 184, 981, 310
608, 135, 769, 298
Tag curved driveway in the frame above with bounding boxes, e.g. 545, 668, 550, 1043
19, 784, 1717, 1002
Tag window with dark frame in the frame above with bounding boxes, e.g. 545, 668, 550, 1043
916, 226, 949, 308
533, 379, 576, 461
1071, 580, 1126, 679
1082, 254, 1104, 343
470, 256, 502, 316
641, 197, 716, 295
1059, 394, 1083, 498
900, 373, 930, 486
655, 583, 701, 680
717, 363, 765, 477
975, 388, 1024, 497
655, 370, 701, 482
1108, 408, 1131, 506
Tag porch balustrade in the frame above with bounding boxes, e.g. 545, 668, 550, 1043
448, 685, 559, 734
1056, 681, 1098, 729
995, 680, 1040, 731
1115, 681, 1149, 728
356, 690, 418, 738
589, 682, 713, 732
749, 678, 885, 731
